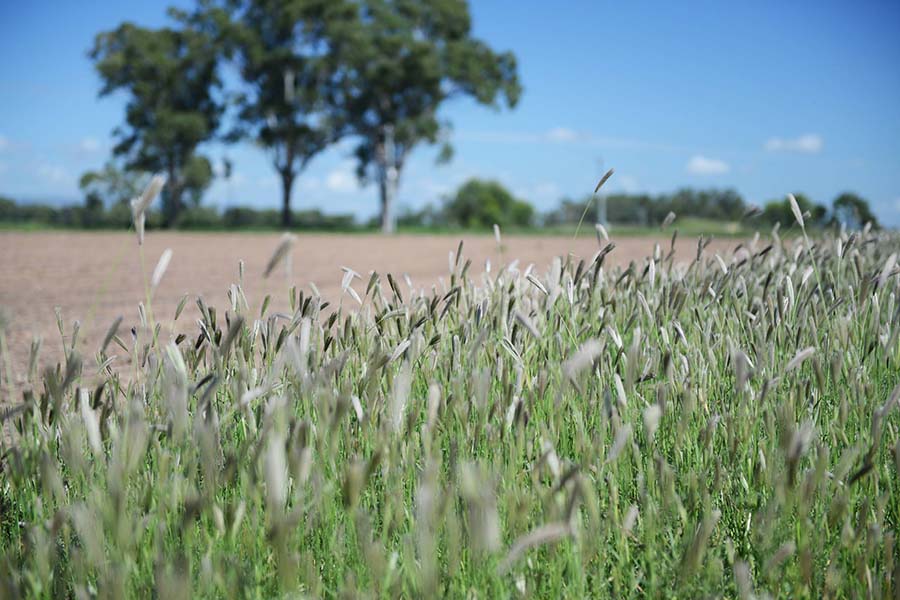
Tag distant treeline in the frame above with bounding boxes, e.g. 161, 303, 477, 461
0, 196, 355, 231
0, 180, 880, 232
400, 183, 881, 230
543, 188, 880, 230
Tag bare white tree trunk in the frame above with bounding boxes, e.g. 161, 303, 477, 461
379, 125, 399, 234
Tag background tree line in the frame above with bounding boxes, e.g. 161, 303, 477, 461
2, 176, 879, 232
543, 188, 879, 230
78, 0, 519, 233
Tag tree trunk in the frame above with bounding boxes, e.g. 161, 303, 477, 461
280, 171, 294, 228
378, 125, 400, 234
378, 160, 400, 234
160, 163, 183, 228
379, 174, 394, 234
163, 179, 183, 228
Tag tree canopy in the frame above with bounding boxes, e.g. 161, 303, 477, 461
90, 12, 223, 225
760, 192, 829, 228
442, 178, 533, 228
209, 0, 356, 226
337, 0, 521, 232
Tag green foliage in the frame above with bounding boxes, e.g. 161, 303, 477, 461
0, 198, 129, 229
761, 193, 828, 228
0, 196, 19, 222
443, 178, 533, 228
2, 229, 899, 597
79, 161, 148, 208
546, 188, 747, 226
207, 0, 355, 226
90, 12, 224, 224
0, 196, 355, 231
338, 0, 521, 231
222, 206, 282, 228
173, 205, 222, 229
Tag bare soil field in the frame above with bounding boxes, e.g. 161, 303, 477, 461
0, 230, 739, 391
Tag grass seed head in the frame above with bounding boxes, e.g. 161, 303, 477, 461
264, 233, 297, 278
130, 174, 166, 245
150, 248, 173, 292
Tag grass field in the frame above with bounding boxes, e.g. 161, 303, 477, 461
1, 222, 898, 597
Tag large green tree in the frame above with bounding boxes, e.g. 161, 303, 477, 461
90, 11, 223, 226
443, 178, 533, 228
209, 0, 355, 227
761, 192, 828, 228
338, 0, 521, 233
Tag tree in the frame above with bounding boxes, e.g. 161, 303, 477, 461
761, 193, 828, 228
90, 12, 223, 226
79, 161, 149, 228
338, 0, 521, 233
210, 0, 354, 227
443, 178, 533, 228
833, 192, 879, 230
79, 161, 148, 208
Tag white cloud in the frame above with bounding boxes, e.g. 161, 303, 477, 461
545, 127, 581, 143
764, 134, 823, 154
456, 129, 687, 152
79, 137, 102, 153
686, 155, 730, 176
325, 163, 358, 193
0, 135, 8, 151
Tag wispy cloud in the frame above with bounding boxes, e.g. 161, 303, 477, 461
545, 127, 582, 143
78, 137, 102, 154
764, 134, 823, 154
325, 163, 358, 193
456, 128, 687, 152
686, 155, 730, 175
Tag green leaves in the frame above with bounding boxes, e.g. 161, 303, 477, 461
90, 19, 223, 224
336, 0, 521, 231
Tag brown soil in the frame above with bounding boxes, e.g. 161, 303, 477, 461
0, 231, 740, 395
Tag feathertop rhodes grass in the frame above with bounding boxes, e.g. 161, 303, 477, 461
2, 206, 900, 597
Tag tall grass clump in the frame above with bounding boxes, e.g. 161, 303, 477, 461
1, 214, 899, 597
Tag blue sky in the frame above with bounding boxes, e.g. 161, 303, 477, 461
1, 1, 899, 223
